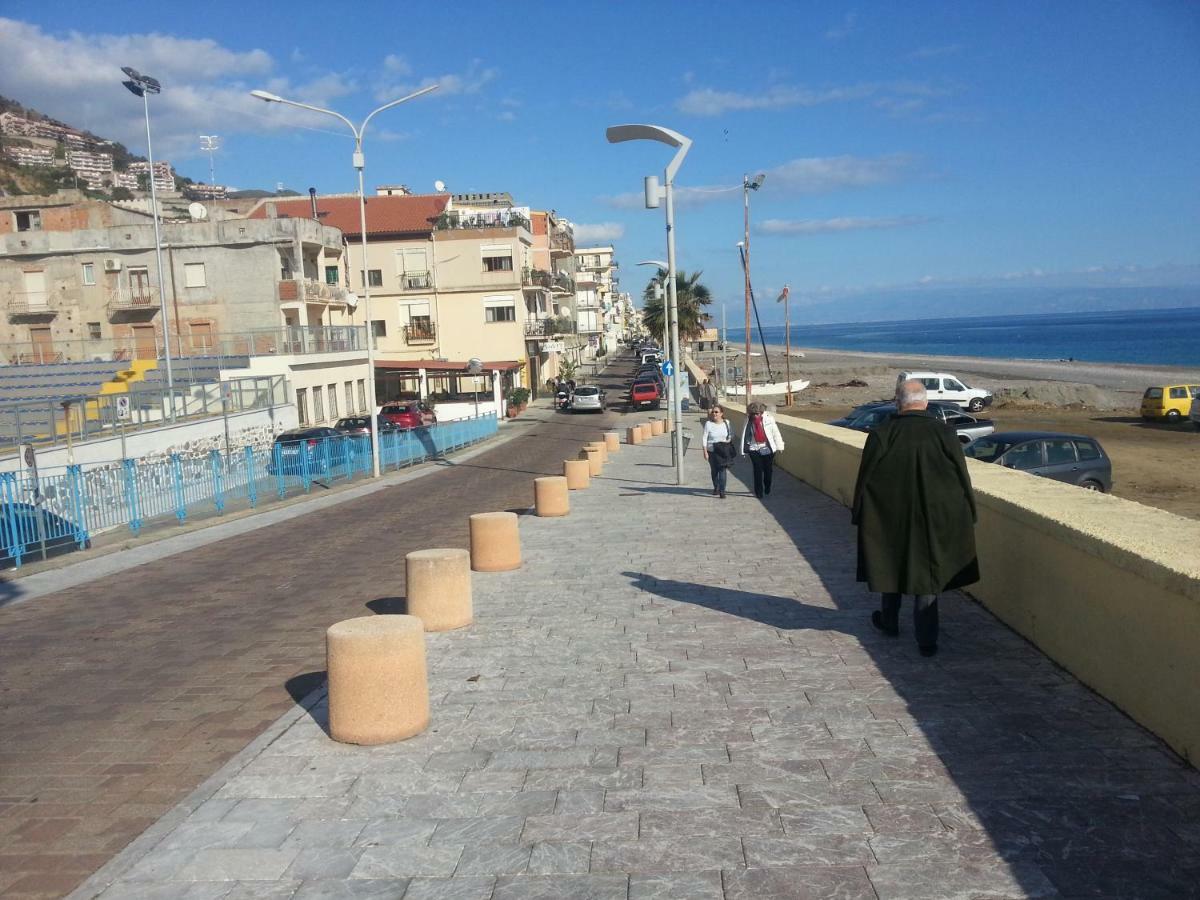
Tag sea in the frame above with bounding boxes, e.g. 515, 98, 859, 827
756, 307, 1200, 369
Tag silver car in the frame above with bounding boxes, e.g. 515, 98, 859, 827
570, 385, 605, 413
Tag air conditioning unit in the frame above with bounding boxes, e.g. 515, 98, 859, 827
103, 259, 122, 272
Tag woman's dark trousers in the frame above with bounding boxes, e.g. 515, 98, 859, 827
880, 593, 939, 648
708, 455, 727, 494
749, 451, 774, 498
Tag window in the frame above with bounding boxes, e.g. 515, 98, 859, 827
327, 384, 339, 420
484, 296, 516, 323
944, 379, 965, 391
325, 265, 340, 285
361, 269, 383, 287
87, 322, 102, 340
296, 388, 309, 425
920, 378, 940, 391
371, 320, 387, 338
313, 386, 325, 423
1004, 442, 1044, 471
184, 262, 206, 288
1169, 387, 1188, 399
345, 381, 355, 416
482, 244, 514, 273
14, 210, 41, 232
81, 263, 96, 285
1075, 440, 1101, 461
357, 379, 366, 413
1044, 440, 1077, 465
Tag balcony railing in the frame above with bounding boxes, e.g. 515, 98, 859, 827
106, 286, 158, 318
550, 230, 574, 253
277, 278, 349, 305
551, 272, 575, 294
403, 322, 437, 344
524, 317, 577, 338
7, 292, 56, 318
435, 211, 531, 232
522, 268, 553, 289
401, 272, 432, 290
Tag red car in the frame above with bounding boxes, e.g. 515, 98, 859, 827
627, 381, 662, 410
378, 401, 437, 429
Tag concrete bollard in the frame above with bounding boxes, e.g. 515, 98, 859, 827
586, 441, 608, 464
534, 476, 570, 517
627, 425, 642, 445
564, 458, 591, 489
604, 431, 621, 453
650, 419, 665, 436
581, 447, 603, 476
406, 548, 472, 631
469, 511, 522, 572
327, 615, 429, 745
637, 423, 653, 442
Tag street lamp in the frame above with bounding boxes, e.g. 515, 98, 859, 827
121, 66, 175, 421
251, 84, 438, 479
742, 172, 765, 401
606, 124, 692, 487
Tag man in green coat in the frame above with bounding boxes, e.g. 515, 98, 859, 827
852, 379, 979, 656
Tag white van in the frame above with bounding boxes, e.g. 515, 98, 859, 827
639, 350, 663, 366
898, 371, 993, 412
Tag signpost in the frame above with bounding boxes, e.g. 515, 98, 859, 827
21, 443, 48, 561
115, 395, 131, 461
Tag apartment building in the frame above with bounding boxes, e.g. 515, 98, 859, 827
0, 111, 90, 146
573, 245, 618, 357
65, 150, 114, 190
4, 145, 56, 168
112, 171, 139, 191
127, 160, 175, 193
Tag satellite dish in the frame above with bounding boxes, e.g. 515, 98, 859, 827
434, 180, 446, 193
467, 357, 483, 374
344, 292, 359, 310
187, 202, 208, 221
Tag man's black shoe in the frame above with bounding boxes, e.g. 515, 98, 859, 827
919, 644, 938, 657
871, 611, 899, 637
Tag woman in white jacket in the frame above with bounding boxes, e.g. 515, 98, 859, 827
740, 401, 785, 499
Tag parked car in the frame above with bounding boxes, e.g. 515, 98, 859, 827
268, 427, 349, 476
1, 503, 90, 569
639, 350, 663, 367
333, 415, 396, 436
964, 432, 1112, 492
570, 385, 606, 413
1139, 384, 1200, 423
898, 371, 993, 412
830, 401, 995, 444
1191, 395, 1200, 430
379, 401, 437, 429
628, 381, 662, 410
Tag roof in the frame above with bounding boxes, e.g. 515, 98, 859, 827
981, 431, 1096, 442
375, 359, 524, 372
246, 193, 449, 238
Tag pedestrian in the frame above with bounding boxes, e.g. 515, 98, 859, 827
852, 379, 979, 657
740, 401, 785, 499
701, 405, 736, 498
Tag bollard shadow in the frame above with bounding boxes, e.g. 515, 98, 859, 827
285, 670, 330, 735
368, 596, 407, 614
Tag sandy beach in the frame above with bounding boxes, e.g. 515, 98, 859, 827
692, 344, 1200, 521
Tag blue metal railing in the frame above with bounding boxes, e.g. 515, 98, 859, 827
1, 414, 498, 568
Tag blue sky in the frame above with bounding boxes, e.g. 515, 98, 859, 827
2, 1, 1198, 324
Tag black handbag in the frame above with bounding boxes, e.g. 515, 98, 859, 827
711, 422, 736, 465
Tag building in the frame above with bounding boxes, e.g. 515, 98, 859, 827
127, 161, 175, 193
573, 245, 618, 356
185, 183, 228, 200
112, 171, 140, 191
0, 111, 87, 144
65, 150, 114, 190
4, 145, 56, 168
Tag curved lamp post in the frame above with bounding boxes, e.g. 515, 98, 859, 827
251, 84, 438, 479
606, 124, 691, 486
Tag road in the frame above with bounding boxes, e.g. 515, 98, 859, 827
0, 360, 642, 899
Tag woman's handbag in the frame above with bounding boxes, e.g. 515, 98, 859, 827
711, 422, 737, 466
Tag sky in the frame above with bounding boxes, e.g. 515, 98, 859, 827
2, 1, 1198, 325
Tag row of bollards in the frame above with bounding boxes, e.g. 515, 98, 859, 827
324, 421, 667, 745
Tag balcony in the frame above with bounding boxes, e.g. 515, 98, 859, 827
7, 292, 57, 320
435, 210, 531, 232
524, 317, 577, 338
403, 322, 437, 344
550, 230, 574, 255
551, 272, 575, 294
277, 278, 349, 306
522, 268, 553, 290
106, 287, 158, 321
401, 272, 432, 291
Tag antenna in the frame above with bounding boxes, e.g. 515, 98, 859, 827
199, 134, 220, 187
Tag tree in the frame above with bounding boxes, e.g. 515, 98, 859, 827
111, 186, 134, 201
640, 269, 712, 342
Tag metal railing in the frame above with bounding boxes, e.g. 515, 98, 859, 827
0, 414, 499, 568
522, 268, 553, 289
435, 211, 531, 231
524, 317, 577, 337
0, 325, 368, 366
401, 272, 432, 290
0, 375, 289, 453
107, 286, 158, 316
550, 230, 574, 253
8, 292, 54, 317
403, 322, 437, 344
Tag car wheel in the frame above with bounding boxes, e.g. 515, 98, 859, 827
1080, 480, 1104, 492
1166, 410, 1181, 423
968, 398, 984, 412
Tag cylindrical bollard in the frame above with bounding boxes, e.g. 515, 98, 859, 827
627, 425, 642, 445
650, 419, 665, 436
469, 511, 521, 572
534, 476, 570, 517
604, 431, 620, 453
581, 446, 603, 476
666, 418, 676, 433
406, 548, 472, 631
564, 458, 590, 489
637, 423, 653, 442
327, 615, 429, 745
586, 441, 607, 464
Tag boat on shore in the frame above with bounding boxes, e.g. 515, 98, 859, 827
723, 378, 810, 397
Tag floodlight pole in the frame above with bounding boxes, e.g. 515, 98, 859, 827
251, 85, 438, 480
743, 175, 753, 404
607, 124, 692, 486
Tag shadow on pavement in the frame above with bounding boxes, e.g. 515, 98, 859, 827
367, 596, 408, 615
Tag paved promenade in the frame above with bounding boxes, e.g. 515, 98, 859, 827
72, 418, 1200, 899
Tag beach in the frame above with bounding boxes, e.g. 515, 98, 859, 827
693, 345, 1200, 521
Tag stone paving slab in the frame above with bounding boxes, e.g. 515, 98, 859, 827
74, 420, 1200, 899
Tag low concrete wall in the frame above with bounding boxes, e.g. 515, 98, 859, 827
723, 400, 1200, 764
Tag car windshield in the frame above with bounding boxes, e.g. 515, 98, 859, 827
964, 437, 1014, 461
575, 387, 599, 396
1144, 388, 1163, 399
337, 418, 369, 428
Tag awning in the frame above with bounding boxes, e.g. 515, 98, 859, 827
374, 359, 524, 372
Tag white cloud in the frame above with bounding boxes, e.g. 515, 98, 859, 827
497, 110, 517, 122
382, 53, 412, 75
757, 215, 932, 236
825, 11, 858, 40
375, 58, 497, 101
601, 184, 741, 210
572, 222, 626, 243
675, 79, 953, 117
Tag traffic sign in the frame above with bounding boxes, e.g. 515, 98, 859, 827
115, 395, 131, 421
660, 359, 674, 377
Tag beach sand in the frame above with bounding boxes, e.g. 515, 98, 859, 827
693, 345, 1200, 521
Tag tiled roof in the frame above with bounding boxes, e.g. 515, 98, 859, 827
246, 193, 449, 237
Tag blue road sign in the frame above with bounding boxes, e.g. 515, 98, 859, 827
660, 360, 674, 377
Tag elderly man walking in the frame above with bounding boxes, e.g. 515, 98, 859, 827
852, 379, 979, 656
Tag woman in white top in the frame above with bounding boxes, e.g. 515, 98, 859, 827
740, 401, 786, 499
701, 405, 735, 498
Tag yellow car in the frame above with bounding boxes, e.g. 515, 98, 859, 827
1140, 385, 1200, 423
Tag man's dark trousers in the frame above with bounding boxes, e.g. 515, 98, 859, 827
880, 593, 939, 648
749, 451, 774, 498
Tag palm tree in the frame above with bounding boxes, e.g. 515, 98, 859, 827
640, 269, 713, 342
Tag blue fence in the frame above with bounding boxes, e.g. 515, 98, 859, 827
1, 414, 498, 568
